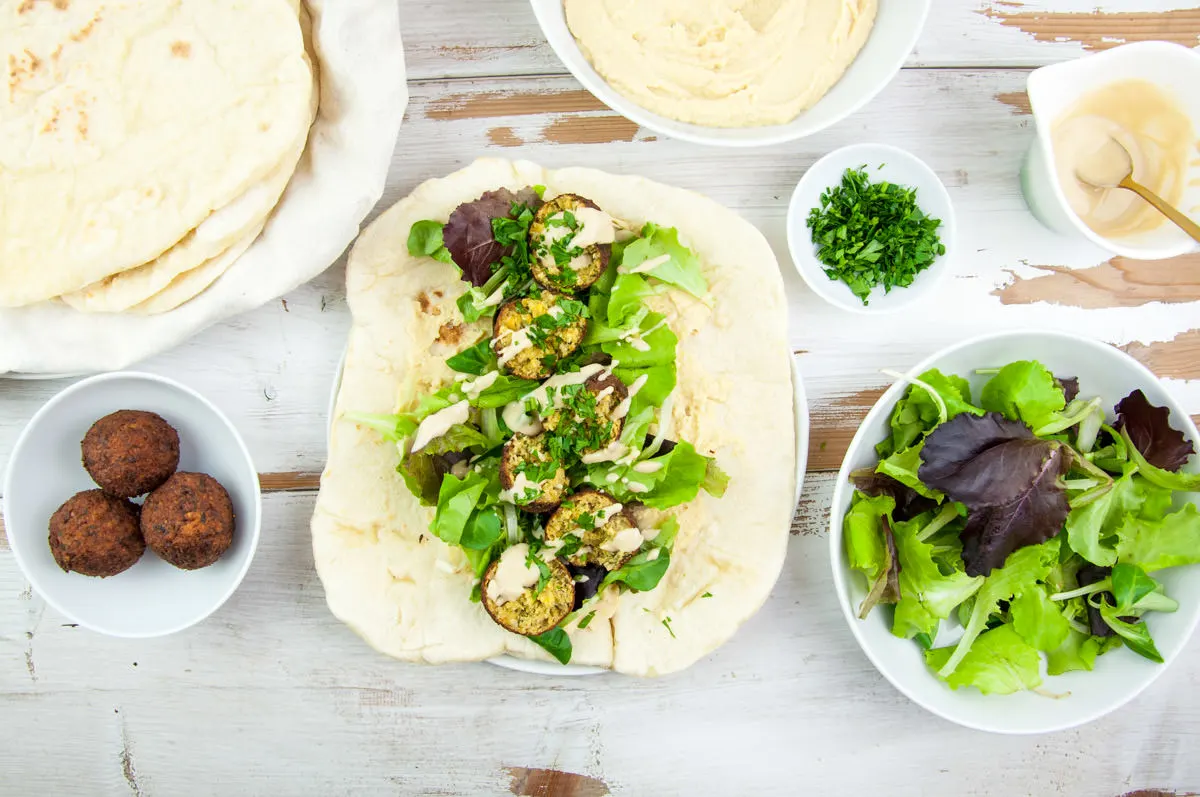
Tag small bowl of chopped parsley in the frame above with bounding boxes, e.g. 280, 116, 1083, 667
787, 143, 955, 312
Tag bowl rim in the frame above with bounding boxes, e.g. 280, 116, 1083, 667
2, 370, 263, 638
827, 328, 1200, 733
527, 0, 932, 148
786, 142, 957, 314
1026, 40, 1200, 261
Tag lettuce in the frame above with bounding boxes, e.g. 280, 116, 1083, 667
925, 624, 1043, 695
980, 360, 1067, 431
890, 511, 984, 640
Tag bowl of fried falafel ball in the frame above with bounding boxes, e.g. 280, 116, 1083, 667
3, 372, 261, 637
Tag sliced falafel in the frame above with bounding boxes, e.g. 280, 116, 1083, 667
481, 549, 574, 636
82, 410, 180, 498
48, 489, 145, 577
529, 194, 613, 293
542, 371, 628, 456
492, 293, 588, 381
141, 472, 235, 570
499, 433, 570, 513
544, 488, 638, 571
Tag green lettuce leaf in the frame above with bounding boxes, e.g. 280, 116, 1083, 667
877, 442, 943, 500
431, 472, 490, 546
1095, 601, 1163, 663
843, 494, 898, 619
925, 624, 1043, 695
1009, 586, 1070, 651
471, 375, 541, 409
529, 627, 572, 664
877, 369, 984, 458
1065, 467, 1168, 567
1115, 503, 1200, 572
1120, 426, 1200, 492
618, 223, 709, 299
890, 512, 985, 640
407, 219, 453, 263
935, 538, 1059, 677
587, 441, 719, 509
980, 360, 1066, 431
446, 339, 495, 375
600, 547, 671, 593
399, 423, 490, 505
1046, 629, 1103, 675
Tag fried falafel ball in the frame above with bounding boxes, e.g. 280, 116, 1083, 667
492, 293, 588, 381
529, 193, 613, 293
48, 489, 145, 577
82, 410, 180, 498
499, 433, 570, 514
544, 488, 639, 571
140, 472, 235, 570
542, 371, 628, 455
481, 546, 575, 636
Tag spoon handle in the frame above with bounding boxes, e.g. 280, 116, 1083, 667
1119, 175, 1200, 244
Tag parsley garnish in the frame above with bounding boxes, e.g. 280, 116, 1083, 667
527, 551, 553, 597
578, 610, 597, 629
805, 166, 945, 306
576, 512, 597, 531
662, 616, 676, 639
701, 592, 713, 598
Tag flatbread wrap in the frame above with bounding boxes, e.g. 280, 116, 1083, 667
312, 158, 795, 675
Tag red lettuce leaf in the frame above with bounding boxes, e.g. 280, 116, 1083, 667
442, 188, 542, 286
1116, 389, 1195, 472
850, 467, 938, 522
919, 412, 1070, 576
1057, 376, 1080, 404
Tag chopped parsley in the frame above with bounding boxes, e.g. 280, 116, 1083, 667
527, 551, 553, 597
701, 592, 713, 598
575, 512, 597, 531
515, 458, 559, 483
578, 610, 597, 629
545, 385, 614, 460
662, 616, 676, 639
806, 166, 945, 306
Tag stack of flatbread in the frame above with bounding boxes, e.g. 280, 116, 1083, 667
0, 0, 317, 315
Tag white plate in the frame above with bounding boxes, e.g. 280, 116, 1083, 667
528, 0, 930, 147
786, 143, 956, 314
3, 372, 262, 638
0, 0, 408, 376
829, 330, 1200, 733
326, 352, 809, 675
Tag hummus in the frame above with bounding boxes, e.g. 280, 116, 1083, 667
564, 0, 878, 128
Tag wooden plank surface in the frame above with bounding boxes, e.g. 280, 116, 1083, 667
4, 1, 1200, 794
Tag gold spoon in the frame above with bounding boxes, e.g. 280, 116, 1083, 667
1075, 136, 1200, 243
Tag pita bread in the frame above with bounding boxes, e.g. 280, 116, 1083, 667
58, 4, 318, 315
312, 158, 795, 675
125, 221, 265, 315
0, 0, 314, 306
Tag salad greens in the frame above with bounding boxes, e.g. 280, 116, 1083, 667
805, 166, 946, 306
845, 360, 1200, 695
355, 187, 726, 664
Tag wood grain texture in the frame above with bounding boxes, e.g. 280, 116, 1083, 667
980, 5, 1200, 51
994, 256, 1200, 309
1123, 329, 1200, 381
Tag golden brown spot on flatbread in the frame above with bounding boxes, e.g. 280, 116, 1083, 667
980, 6, 1200, 51
7, 49, 40, 99
77, 108, 88, 140
417, 292, 436, 315
41, 108, 58, 133
436, 322, 464, 346
50, 44, 63, 61
70, 12, 100, 42
993, 256, 1200, 308
432, 290, 443, 298
171, 41, 192, 58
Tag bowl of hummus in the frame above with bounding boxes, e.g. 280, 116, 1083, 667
530, 0, 931, 146
1021, 42, 1200, 260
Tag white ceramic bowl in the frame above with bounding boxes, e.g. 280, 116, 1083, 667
787, 143, 955, 313
829, 330, 1200, 733
528, 0, 931, 147
3, 372, 262, 638
327, 354, 811, 675
1022, 41, 1200, 260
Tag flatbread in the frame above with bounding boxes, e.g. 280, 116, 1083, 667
58, 4, 318, 315
126, 221, 265, 315
311, 158, 795, 675
0, 0, 314, 307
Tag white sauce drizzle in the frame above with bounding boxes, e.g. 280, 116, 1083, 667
410, 400, 470, 453
633, 460, 663, 474
496, 328, 534, 366
612, 373, 649, 420
486, 544, 539, 606
501, 363, 606, 434
479, 283, 508, 308
594, 503, 625, 526
500, 471, 546, 505
600, 526, 644, 553
619, 252, 670, 275
646, 548, 661, 562
581, 441, 631, 464
625, 481, 650, 494
460, 370, 500, 400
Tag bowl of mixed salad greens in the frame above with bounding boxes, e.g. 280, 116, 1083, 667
830, 330, 1200, 733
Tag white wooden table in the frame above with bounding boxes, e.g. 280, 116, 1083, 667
4, 2, 1200, 794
